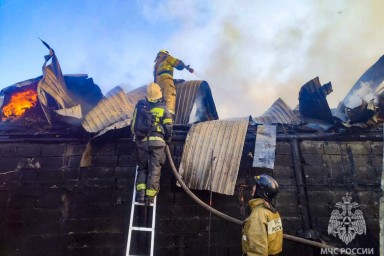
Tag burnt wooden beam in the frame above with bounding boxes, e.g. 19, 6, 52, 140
290, 138, 312, 232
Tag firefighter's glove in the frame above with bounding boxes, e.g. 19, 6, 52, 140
185, 65, 194, 73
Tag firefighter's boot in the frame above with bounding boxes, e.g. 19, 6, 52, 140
136, 190, 145, 203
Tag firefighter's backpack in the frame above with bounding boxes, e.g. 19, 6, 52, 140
133, 100, 155, 139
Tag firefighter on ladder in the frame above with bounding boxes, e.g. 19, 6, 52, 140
153, 50, 194, 119
131, 82, 173, 206
242, 174, 283, 256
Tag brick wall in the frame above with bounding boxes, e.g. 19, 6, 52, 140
0, 133, 382, 255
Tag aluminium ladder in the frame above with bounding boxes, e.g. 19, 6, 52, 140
126, 167, 157, 256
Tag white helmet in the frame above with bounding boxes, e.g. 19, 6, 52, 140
146, 82, 162, 102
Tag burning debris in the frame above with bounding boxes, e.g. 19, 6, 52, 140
0, 77, 47, 127
2, 88, 38, 119
0, 40, 103, 130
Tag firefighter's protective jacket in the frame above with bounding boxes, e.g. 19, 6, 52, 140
153, 54, 185, 80
131, 99, 173, 145
242, 198, 283, 256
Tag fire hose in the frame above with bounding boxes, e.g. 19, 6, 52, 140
165, 145, 355, 255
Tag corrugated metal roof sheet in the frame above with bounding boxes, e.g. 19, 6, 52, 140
38, 40, 75, 111
38, 66, 75, 109
36, 42, 76, 124
341, 55, 384, 108
174, 80, 218, 124
174, 80, 200, 124
55, 105, 82, 119
253, 98, 300, 125
125, 86, 146, 115
125, 80, 218, 124
82, 86, 132, 133
178, 117, 249, 195
81, 80, 218, 136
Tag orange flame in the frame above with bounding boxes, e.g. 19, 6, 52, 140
2, 89, 38, 118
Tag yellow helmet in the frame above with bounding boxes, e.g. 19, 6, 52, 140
146, 82, 162, 102
159, 49, 169, 55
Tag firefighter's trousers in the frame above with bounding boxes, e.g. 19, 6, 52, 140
136, 142, 166, 196
156, 76, 176, 115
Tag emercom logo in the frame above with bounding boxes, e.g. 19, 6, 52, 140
320, 248, 374, 255
327, 193, 366, 245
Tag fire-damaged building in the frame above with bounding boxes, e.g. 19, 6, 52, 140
0, 41, 383, 256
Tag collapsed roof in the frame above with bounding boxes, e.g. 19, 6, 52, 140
0, 41, 218, 136
0, 40, 383, 134
124, 80, 218, 125
253, 98, 300, 125
253, 55, 384, 131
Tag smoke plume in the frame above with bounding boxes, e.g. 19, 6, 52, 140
140, 0, 384, 118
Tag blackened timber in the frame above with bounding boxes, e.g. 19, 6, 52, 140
0, 124, 381, 143
290, 139, 312, 231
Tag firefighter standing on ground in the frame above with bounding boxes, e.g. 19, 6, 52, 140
153, 50, 193, 117
242, 174, 283, 256
131, 82, 173, 205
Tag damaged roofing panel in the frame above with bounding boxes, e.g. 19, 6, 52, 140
54, 105, 82, 119
125, 86, 146, 116
63, 74, 103, 116
174, 80, 201, 124
253, 98, 300, 125
34, 40, 103, 125
37, 40, 76, 115
347, 99, 378, 123
342, 55, 384, 108
175, 80, 219, 124
82, 86, 132, 133
125, 80, 219, 124
38, 66, 75, 109
178, 117, 249, 195
299, 77, 333, 123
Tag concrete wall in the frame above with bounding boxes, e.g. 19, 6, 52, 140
0, 133, 381, 255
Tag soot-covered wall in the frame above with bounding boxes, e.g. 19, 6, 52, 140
0, 130, 382, 256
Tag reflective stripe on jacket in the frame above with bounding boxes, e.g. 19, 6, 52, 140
242, 198, 283, 256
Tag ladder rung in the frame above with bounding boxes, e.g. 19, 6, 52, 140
133, 202, 155, 206
131, 227, 154, 232
133, 202, 145, 206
